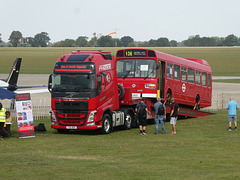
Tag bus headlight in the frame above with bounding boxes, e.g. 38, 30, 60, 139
145, 84, 156, 89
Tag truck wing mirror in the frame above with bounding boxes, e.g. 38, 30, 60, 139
48, 74, 52, 93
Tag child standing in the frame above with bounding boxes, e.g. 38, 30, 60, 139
5, 111, 12, 137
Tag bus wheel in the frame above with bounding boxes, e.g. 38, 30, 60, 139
123, 111, 133, 130
57, 129, 70, 134
118, 84, 125, 100
101, 114, 112, 134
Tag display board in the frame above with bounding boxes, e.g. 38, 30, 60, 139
15, 93, 35, 138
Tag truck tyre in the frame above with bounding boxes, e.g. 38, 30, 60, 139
118, 84, 125, 100
101, 114, 112, 134
57, 129, 70, 134
123, 111, 133, 130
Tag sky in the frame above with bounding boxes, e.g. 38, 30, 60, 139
0, 0, 240, 43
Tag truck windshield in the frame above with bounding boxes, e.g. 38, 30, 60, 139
117, 59, 157, 78
52, 74, 95, 92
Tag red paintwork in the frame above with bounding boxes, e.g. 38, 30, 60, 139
116, 48, 212, 108
50, 51, 119, 130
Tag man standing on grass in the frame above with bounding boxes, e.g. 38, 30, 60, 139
154, 97, 166, 134
170, 97, 179, 134
226, 98, 239, 131
135, 98, 148, 135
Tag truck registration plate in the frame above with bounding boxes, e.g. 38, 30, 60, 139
66, 126, 77, 129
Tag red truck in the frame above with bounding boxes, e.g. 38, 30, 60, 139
48, 50, 136, 134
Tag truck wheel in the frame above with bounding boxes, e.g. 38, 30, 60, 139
118, 85, 125, 100
57, 129, 70, 134
101, 114, 112, 134
123, 111, 133, 130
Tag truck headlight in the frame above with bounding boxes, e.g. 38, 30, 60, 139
87, 110, 97, 123
50, 109, 57, 122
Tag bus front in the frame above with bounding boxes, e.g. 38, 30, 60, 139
116, 49, 159, 103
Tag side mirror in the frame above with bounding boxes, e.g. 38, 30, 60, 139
156, 62, 160, 69
48, 74, 52, 93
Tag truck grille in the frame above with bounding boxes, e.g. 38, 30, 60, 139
55, 101, 88, 111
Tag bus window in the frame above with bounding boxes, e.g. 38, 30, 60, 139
116, 59, 157, 78
167, 63, 173, 78
188, 68, 195, 84
202, 72, 207, 86
196, 71, 201, 85
181, 67, 187, 82
208, 74, 211, 87
174, 65, 180, 80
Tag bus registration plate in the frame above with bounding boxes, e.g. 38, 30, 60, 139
66, 126, 77, 129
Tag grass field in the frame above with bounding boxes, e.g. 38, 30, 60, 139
1, 110, 240, 179
0, 47, 240, 76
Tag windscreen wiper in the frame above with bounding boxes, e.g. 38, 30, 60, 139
144, 70, 154, 80
123, 70, 131, 79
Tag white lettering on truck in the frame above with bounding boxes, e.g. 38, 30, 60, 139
99, 64, 111, 71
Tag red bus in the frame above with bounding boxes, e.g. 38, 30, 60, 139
116, 48, 212, 110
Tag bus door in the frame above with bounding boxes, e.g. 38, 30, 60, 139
157, 61, 165, 98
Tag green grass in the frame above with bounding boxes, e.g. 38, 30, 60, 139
1, 110, 240, 179
0, 47, 240, 76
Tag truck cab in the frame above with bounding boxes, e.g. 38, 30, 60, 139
48, 50, 126, 134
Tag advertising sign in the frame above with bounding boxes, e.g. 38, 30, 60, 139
15, 93, 35, 138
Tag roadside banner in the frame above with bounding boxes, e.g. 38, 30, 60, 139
15, 93, 35, 138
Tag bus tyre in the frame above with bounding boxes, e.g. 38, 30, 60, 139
57, 129, 70, 134
118, 84, 125, 100
123, 111, 133, 130
101, 114, 112, 134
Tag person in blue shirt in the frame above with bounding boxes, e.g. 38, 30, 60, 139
226, 98, 239, 131
154, 97, 166, 134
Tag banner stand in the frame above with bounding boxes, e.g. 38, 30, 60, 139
15, 93, 35, 138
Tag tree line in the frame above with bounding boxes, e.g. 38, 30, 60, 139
1, 31, 240, 47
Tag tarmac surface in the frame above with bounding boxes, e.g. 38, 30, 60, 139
1, 74, 240, 109
1, 74, 240, 94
